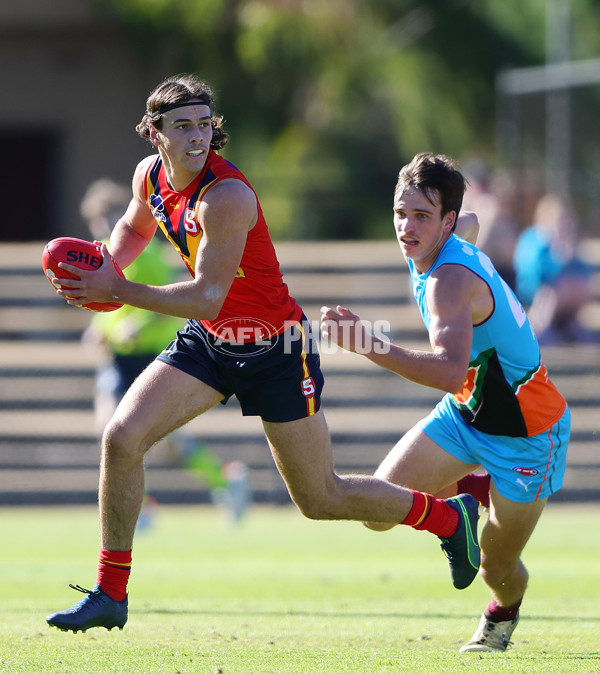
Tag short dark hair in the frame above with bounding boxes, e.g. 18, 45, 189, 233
395, 152, 466, 227
136, 74, 229, 150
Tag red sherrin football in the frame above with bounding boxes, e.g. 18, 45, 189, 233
42, 236, 124, 312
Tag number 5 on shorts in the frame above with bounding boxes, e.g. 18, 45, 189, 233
301, 378, 316, 397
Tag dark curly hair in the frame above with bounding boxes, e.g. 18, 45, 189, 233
136, 74, 229, 150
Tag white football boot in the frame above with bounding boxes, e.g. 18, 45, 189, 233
459, 612, 519, 653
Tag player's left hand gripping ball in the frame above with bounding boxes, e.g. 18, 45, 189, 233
41, 237, 124, 312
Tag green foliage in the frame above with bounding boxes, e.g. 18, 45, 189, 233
0, 504, 599, 672
92, 0, 600, 237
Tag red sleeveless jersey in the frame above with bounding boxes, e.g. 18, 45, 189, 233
143, 150, 301, 341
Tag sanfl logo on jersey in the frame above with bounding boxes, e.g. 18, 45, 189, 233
150, 194, 167, 222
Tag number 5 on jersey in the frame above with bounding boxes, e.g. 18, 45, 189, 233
184, 208, 201, 236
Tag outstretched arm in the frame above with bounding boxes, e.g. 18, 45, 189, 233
320, 264, 490, 393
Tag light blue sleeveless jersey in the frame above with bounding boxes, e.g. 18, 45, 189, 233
408, 235, 566, 437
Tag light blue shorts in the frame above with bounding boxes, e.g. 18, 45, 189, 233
418, 395, 571, 503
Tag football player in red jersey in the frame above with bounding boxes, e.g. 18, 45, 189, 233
46, 75, 482, 634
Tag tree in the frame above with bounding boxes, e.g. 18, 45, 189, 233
94, 0, 599, 237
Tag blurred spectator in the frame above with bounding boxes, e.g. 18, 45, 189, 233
513, 193, 595, 345
462, 159, 519, 289
80, 178, 184, 438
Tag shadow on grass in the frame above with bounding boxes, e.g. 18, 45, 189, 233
133, 608, 600, 623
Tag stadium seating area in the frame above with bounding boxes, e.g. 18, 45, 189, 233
1, 240, 599, 505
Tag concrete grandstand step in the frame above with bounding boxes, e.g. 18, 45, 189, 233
0, 305, 91, 339
2, 433, 593, 471
1, 458, 597, 506
2, 374, 95, 407
4, 242, 600, 341
0, 341, 103, 368
283, 271, 411, 305
2, 387, 599, 434
0, 242, 46, 269
1, 240, 600, 505
0, 343, 600, 407
0, 274, 58, 303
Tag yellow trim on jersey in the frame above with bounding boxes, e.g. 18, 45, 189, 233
297, 322, 317, 416
298, 322, 311, 379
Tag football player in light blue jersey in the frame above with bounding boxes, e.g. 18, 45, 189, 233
322, 152, 570, 653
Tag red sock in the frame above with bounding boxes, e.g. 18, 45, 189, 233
402, 490, 459, 538
457, 473, 491, 508
97, 549, 132, 601
485, 598, 521, 622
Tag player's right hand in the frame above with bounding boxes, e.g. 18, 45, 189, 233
320, 305, 365, 354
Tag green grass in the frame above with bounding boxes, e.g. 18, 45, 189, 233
0, 503, 598, 673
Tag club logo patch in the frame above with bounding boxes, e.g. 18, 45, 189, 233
150, 193, 167, 222
512, 466, 539, 477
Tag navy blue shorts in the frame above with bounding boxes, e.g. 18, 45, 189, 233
156, 316, 323, 423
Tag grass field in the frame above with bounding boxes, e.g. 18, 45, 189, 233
0, 503, 598, 673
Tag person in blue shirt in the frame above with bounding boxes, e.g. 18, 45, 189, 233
514, 193, 594, 344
